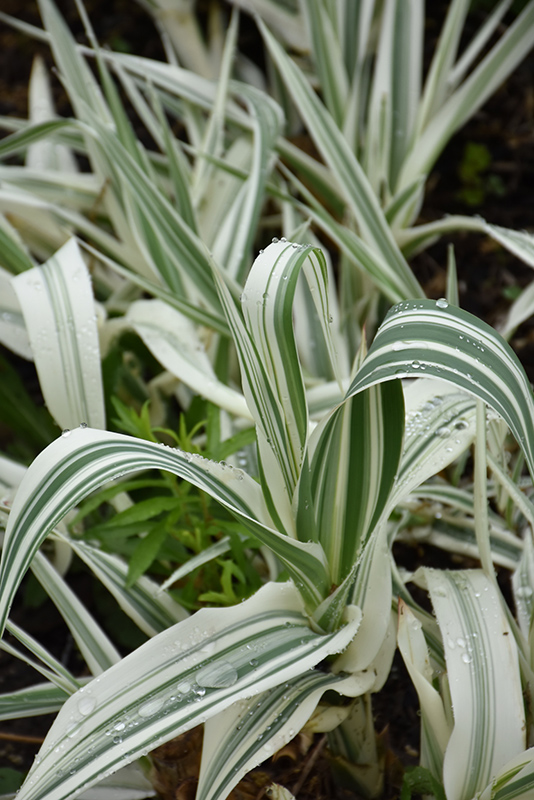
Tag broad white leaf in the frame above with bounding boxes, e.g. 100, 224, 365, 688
12, 238, 105, 430
125, 300, 251, 420
425, 569, 525, 800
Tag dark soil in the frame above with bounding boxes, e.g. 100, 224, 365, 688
0, 2, 533, 799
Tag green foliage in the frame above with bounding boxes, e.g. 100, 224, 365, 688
0, 352, 57, 460
457, 141, 505, 206
401, 766, 447, 800
0, 767, 25, 794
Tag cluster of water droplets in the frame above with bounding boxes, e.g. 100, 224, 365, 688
61, 422, 88, 438
269, 237, 308, 252
446, 633, 477, 665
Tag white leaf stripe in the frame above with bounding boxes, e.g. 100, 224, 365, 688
348, 300, 534, 480
18, 584, 360, 800
0, 428, 329, 636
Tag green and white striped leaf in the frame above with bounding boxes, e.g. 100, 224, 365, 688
397, 599, 451, 781
0, 426, 330, 637
425, 568, 525, 800
197, 667, 373, 800
81, 115, 222, 308
3, 620, 80, 694
37, 0, 110, 124
333, 524, 393, 673
392, 378, 477, 507
12, 238, 105, 430
125, 299, 251, 420
0, 681, 71, 721
214, 241, 339, 527
478, 747, 534, 800
347, 299, 534, 481
0, 266, 31, 358
30, 549, 121, 675
399, 0, 534, 186
17, 582, 361, 800
308, 379, 404, 582
301, 0, 348, 128
65, 537, 188, 638
280, 164, 419, 304
211, 85, 283, 284
27, 55, 78, 173
259, 19, 424, 301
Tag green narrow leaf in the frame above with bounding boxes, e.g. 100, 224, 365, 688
478, 748, 534, 800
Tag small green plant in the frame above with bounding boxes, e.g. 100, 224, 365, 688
457, 142, 505, 206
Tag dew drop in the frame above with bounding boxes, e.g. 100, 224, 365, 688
462, 652, 473, 664
436, 298, 449, 309
196, 660, 238, 689
61, 429, 71, 438
78, 696, 96, 716
138, 698, 165, 718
